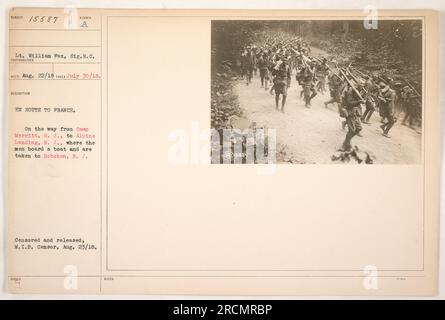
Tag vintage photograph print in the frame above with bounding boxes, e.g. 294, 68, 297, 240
210, 19, 423, 164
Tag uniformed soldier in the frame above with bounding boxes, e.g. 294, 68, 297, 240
252, 46, 258, 76
361, 76, 378, 124
316, 58, 329, 94
378, 82, 397, 138
342, 84, 365, 151
244, 48, 255, 86
257, 53, 269, 88
401, 85, 418, 128
302, 62, 317, 108
324, 73, 342, 108
296, 62, 306, 99
271, 58, 291, 113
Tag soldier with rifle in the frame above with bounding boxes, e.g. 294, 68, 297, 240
342, 81, 365, 151
257, 53, 269, 89
404, 80, 422, 127
271, 56, 291, 113
295, 54, 306, 98
244, 47, 255, 86
301, 60, 317, 108
401, 85, 418, 128
324, 72, 344, 110
361, 75, 379, 124
378, 82, 397, 138
269, 52, 281, 95
316, 58, 329, 94
239, 49, 247, 80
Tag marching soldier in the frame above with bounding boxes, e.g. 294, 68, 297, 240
271, 57, 291, 113
296, 62, 306, 99
361, 76, 378, 124
239, 49, 247, 79
324, 73, 342, 108
316, 58, 329, 94
257, 53, 269, 89
401, 85, 418, 128
252, 46, 258, 76
302, 62, 317, 108
342, 83, 365, 151
379, 82, 397, 138
244, 48, 255, 85
237, 33, 421, 154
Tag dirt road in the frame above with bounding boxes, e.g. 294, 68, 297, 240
233, 72, 422, 164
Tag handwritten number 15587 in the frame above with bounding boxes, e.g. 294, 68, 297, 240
28, 16, 59, 24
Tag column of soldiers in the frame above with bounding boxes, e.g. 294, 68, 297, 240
237, 35, 421, 152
